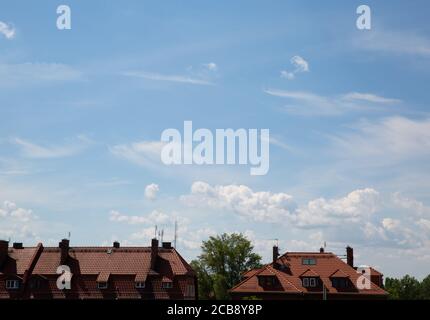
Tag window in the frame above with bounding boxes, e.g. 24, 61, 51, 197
258, 276, 276, 287
6, 280, 20, 290
135, 282, 146, 289
302, 278, 309, 287
185, 285, 195, 298
97, 282, 108, 289
302, 258, 316, 265
29, 278, 41, 290
331, 278, 348, 288
302, 277, 318, 288
162, 282, 173, 289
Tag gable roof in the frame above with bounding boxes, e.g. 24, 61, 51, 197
230, 251, 388, 296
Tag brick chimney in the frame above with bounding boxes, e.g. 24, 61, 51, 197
59, 239, 70, 265
150, 238, 159, 270
113, 241, 120, 249
320, 247, 324, 253
346, 246, 354, 268
273, 245, 280, 264
0, 240, 8, 268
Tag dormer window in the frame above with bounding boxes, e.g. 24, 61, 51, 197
302, 277, 318, 288
331, 277, 349, 288
97, 282, 108, 289
135, 282, 146, 289
258, 276, 276, 287
162, 281, 173, 289
6, 279, 20, 290
302, 258, 316, 265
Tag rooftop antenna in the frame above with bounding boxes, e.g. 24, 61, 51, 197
324, 241, 327, 250
174, 220, 178, 249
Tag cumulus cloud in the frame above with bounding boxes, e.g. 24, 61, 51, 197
0, 201, 39, 241
281, 55, 309, 80
294, 188, 380, 227
0, 21, 15, 39
181, 181, 295, 222
110, 210, 169, 225
145, 183, 160, 201
203, 62, 218, 71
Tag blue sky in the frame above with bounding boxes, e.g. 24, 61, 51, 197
1, 0, 430, 279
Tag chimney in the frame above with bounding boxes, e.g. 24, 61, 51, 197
273, 245, 280, 264
346, 246, 354, 267
150, 238, 159, 270
0, 240, 9, 268
320, 247, 324, 253
59, 239, 70, 265
162, 242, 172, 249
113, 241, 120, 249
13, 242, 23, 249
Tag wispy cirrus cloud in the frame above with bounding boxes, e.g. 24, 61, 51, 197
355, 29, 430, 57
109, 140, 165, 168
0, 62, 83, 87
265, 89, 401, 115
123, 71, 214, 86
0, 21, 15, 39
12, 135, 92, 159
331, 116, 430, 161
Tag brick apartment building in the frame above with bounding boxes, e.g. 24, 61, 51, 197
230, 246, 388, 300
0, 238, 197, 300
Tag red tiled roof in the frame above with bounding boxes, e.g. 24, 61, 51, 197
230, 251, 388, 297
330, 269, 349, 278
300, 269, 319, 277
0, 241, 197, 300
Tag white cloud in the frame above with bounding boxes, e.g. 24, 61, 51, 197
265, 89, 400, 115
417, 219, 430, 232
145, 183, 160, 201
0, 201, 39, 241
294, 188, 380, 227
0, 21, 15, 39
355, 29, 430, 56
332, 116, 430, 161
0, 200, 36, 222
110, 209, 169, 225
0, 63, 82, 87
110, 140, 165, 168
291, 55, 309, 73
123, 71, 214, 85
12, 136, 91, 159
281, 55, 309, 80
203, 62, 218, 71
342, 92, 402, 104
181, 181, 295, 222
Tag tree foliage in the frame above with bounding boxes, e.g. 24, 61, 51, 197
385, 274, 430, 300
191, 233, 262, 300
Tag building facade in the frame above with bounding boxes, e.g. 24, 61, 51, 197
230, 246, 388, 300
0, 238, 197, 300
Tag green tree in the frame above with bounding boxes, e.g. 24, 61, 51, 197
420, 275, 430, 299
385, 275, 421, 300
191, 233, 262, 300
